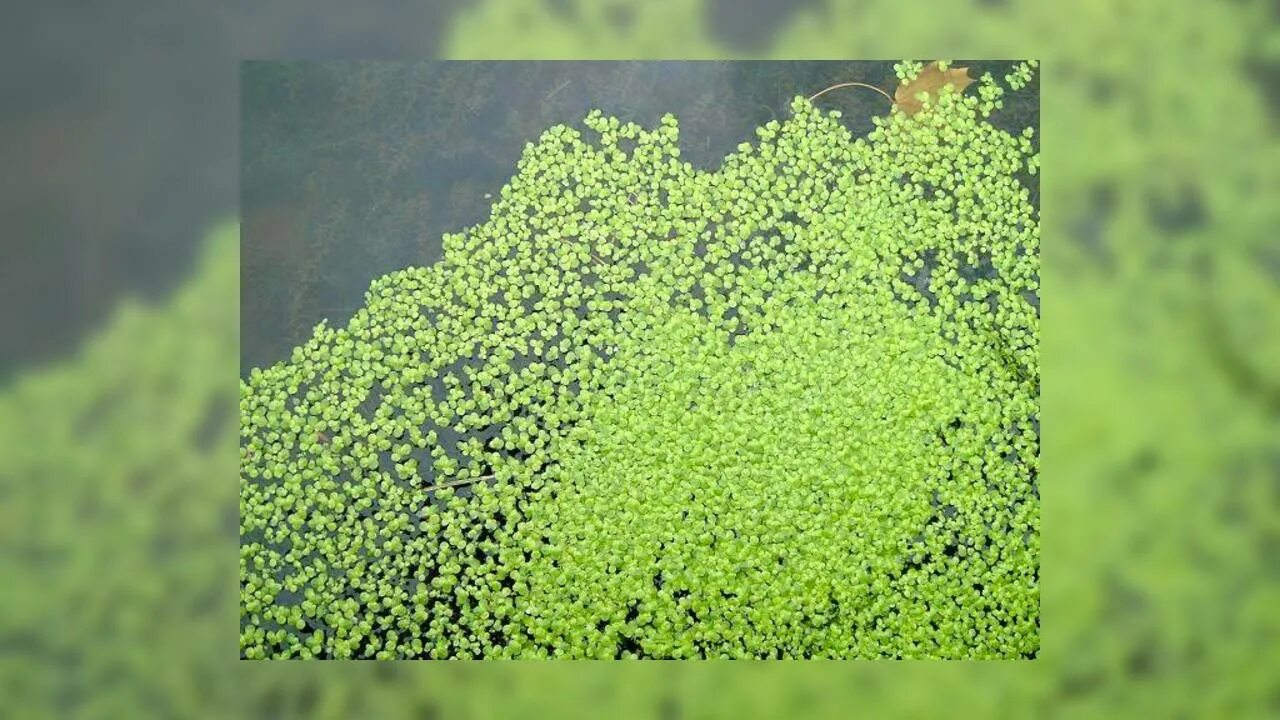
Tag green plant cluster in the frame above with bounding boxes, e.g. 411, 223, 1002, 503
240, 63, 1039, 659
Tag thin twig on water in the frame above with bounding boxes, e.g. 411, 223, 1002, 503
424, 474, 495, 493
808, 81, 894, 105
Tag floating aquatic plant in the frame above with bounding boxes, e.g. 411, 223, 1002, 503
240, 61, 1039, 659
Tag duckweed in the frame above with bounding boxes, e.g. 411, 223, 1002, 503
240, 62, 1039, 659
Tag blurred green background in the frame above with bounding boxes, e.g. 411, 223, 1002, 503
2, 0, 1278, 718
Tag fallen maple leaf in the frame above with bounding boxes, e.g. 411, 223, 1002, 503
894, 62, 975, 116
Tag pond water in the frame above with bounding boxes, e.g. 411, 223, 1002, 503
240, 60, 1037, 375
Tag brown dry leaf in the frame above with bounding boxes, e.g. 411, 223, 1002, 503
894, 62, 975, 116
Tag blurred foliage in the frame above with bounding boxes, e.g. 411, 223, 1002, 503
1, 0, 1278, 717
1, 224, 241, 719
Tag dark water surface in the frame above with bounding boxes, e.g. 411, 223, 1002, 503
241, 60, 1036, 374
